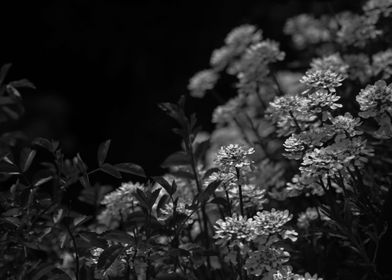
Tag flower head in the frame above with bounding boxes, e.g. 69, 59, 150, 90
372, 49, 392, 80
356, 80, 392, 118
300, 69, 345, 92
215, 144, 255, 170
188, 69, 219, 98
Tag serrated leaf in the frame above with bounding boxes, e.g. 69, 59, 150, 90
101, 163, 122, 179
97, 139, 111, 166
114, 162, 146, 177
97, 244, 124, 271
161, 151, 190, 168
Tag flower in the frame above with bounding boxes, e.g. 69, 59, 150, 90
300, 69, 346, 92
97, 182, 143, 228
244, 247, 290, 277
253, 209, 293, 235
363, 0, 392, 19
212, 95, 245, 124
215, 144, 255, 170
336, 12, 381, 48
284, 14, 333, 49
310, 54, 349, 77
356, 80, 392, 118
235, 40, 285, 95
372, 49, 392, 80
85, 247, 104, 266
214, 214, 256, 245
188, 69, 219, 98
159, 200, 195, 225
228, 184, 267, 210
343, 54, 373, 83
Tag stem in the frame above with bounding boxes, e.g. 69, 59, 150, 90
289, 110, 302, 133
236, 167, 245, 217
65, 225, 80, 280
233, 117, 253, 146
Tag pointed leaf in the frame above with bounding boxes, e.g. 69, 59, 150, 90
153, 176, 173, 195
101, 163, 122, 179
97, 244, 124, 271
114, 162, 146, 178
97, 139, 111, 166
161, 151, 190, 168
20, 148, 36, 172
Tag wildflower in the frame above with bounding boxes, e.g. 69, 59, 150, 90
266, 95, 317, 136
214, 214, 256, 245
286, 173, 326, 197
212, 95, 245, 124
215, 144, 255, 171
159, 200, 195, 225
328, 113, 363, 139
336, 12, 381, 48
244, 247, 290, 277
310, 54, 349, 76
306, 89, 342, 111
284, 14, 333, 49
297, 207, 319, 229
253, 209, 293, 235
300, 138, 373, 177
363, 0, 392, 19
236, 40, 285, 95
372, 49, 392, 79
356, 80, 392, 119
188, 69, 219, 98
97, 182, 143, 228
300, 69, 345, 92
343, 54, 373, 83
283, 134, 306, 160
228, 184, 267, 210
273, 267, 323, 280
210, 24, 262, 71
85, 247, 104, 266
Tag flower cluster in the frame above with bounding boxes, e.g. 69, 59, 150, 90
188, 69, 219, 98
215, 144, 255, 170
300, 69, 346, 92
273, 267, 323, 280
97, 182, 143, 228
159, 200, 195, 225
212, 94, 245, 124
283, 14, 333, 49
372, 49, 392, 79
343, 54, 373, 83
363, 0, 392, 19
310, 54, 349, 77
336, 12, 381, 48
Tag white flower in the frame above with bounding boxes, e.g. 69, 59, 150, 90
188, 69, 219, 98
372, 49, 392, 80
300, 69, 345, 92
310, 54, 348, 76
215, 144, 255, 170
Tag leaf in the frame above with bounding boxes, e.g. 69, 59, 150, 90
32, 265, 72, 280
101, 163, 122, 179
0, 64, 11, 86
197, 180, 221, 203
97, 244, 124, 271
97, 139, 111, 166
153, 176, 173, 195
210, 197, 230, 209
32, 137, 53, 152
102, 230, 133, 244
33, 176, 53, 187
20, 148, 36, 172
134, 189, 149, 209
161, 151, 190, 168
194, 139, 210, 161
8, 78, 36, 89
114, 162, 146, 178
73, 215, 90, 227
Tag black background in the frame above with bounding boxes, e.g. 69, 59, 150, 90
0, 0, 360, 175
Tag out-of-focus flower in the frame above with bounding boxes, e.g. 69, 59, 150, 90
85, 247, 104, 266
228, 184, 267, 210
188, 69, 219, 98
276, 71, 305, 96
284, 14, 333, 49
210, 24, 262, 71
234, 40, 285, 95
297, 207, 322, 229
310, 54, 349, 76
212, 95, 245, 124
343, 54, 373, 83
300, 69, 346, 92
336, 12, 381, 48
363, 0, 392, 19
372, 49, 392, 80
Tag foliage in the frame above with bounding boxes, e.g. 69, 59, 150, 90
2, 1, 392, 279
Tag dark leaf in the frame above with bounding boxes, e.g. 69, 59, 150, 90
0, 64, 11, 86
97, 245, 124, 271
97, 139, 111, 166
8, 78, 36, 89
114, 162, 146, 178
32, 137, 53, 152
102, 230, 133, 244
153, 176, 173, 195
161, 151, 190, 168
20, 148, 36, 172
101, 163, 122, 179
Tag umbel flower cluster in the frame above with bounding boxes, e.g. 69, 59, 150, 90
2, 1, 392, 280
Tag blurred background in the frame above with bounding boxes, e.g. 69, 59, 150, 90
0, 0, 360, 175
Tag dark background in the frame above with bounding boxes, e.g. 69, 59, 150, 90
0, 0, 361, 175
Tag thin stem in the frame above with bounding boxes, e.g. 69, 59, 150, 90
65, 225, 80, 280
236, 167, 245, 217
289, 110, 302, 133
